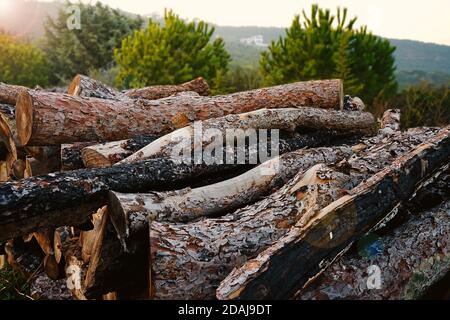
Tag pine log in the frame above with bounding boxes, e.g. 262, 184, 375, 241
25, 146, 60, 162
119, 108, 375, 164
61, 142, 96, 171
124, 77, 211, 100
379, 109, 401, 135
297, 199, 450, 300
0, 158, 242, 242
0, 113, 17, 173
91, 128, 436, 298
81, 135, 160, 168
216, 126, 450, 300
68, 74, 127, 100
0, 83, 28, 105
108, 146, 353, 241
0, 103, 15, 120
16, 80, 344, 145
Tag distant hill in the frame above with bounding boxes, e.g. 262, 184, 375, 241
1, 1, 450, 86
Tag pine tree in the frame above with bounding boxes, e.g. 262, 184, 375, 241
114, 10, 231, 90
260, 5, 397, 106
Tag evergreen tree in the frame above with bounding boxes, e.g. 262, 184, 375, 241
114, 10, 231, 90
260, 5, 397, 106
0, 31, 50, 87
43, 1, 143, 83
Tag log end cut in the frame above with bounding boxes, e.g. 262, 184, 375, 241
15, 91, 33, 146
67, 74, 82, 96
81, 148, 112, 168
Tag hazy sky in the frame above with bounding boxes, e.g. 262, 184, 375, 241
23, 0, 450, 45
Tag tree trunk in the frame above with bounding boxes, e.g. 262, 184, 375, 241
16, 80, 344, 145
124, 77, 211, 100
119, 108, 375, 164
85, 127, 436, 299
297, 198, 450, 300
81, 136, 160, 168
216, 126, 450, 300
0, 112, 18, 178
0, 83, 28, 105
0, 158, 242, 241
68, 74, 128, 100
60, 142, 98, 171
0, 103, 15, 120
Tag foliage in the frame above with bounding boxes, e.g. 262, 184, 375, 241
389, 83, 449, 128
0, 32, 50, 87
114, 10, 231, 90
396, 70, 450, 89
0, 264, 31, 300
260, 5, 398, 107
43, 1, 143, 84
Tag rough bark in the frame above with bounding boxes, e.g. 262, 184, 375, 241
216, 126, 450, 300
120, 108, 375, 164
297, 199, 450, 300
0, 82, 28, 105
16, 80, 344, 145
0, 158, 241, 241
146, 128, 442, 299
61, 142, 96, 171
68, 74, 127, 100
0, 112, 18, 177
81, 136, 160, 168
379, 109, 401, 135
124, 77, 211, 100
0, 103, 15, 120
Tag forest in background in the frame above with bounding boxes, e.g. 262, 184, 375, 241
0, 0, 448, 129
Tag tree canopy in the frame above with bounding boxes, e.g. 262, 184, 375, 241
260, 5, 398, 106
114, 10, 231, 90
0, 31, 50, 87
43, 1, 143, 83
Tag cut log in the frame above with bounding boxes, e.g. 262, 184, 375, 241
61, 142, 96, 171
0, 113, 18, 176
124, 77, 211, 100
379, 109, 401, 135
81, 135, 160, 168
25, 146, 60, 163
68, 74, 127, 100
16, 80, 344, 145
54, 226, 71, 264
25, 157, 59, 176
101, 128, 435, 299
108, 146, 353, 239
80, 207, 108, 264
0, 82, 28, 105
298, 199, 450, 300
0, 130, 352, 241
0, 158, 242, 241
119, 108, 375, 164
216, 126, 450, 300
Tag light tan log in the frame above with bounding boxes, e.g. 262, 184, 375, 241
81, 136, 159, 168
0, 113, 18, 177
16, 80, 344, 145
109, 146, 353, 242
216, 126, 450, 300
80, 207, 108, 264
0, 82, 28, 105
124, 77, 211, 100
119, 107, 375, 164
68, 74, 127, 100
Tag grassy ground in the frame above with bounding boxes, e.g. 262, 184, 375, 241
0, 264, 32, 300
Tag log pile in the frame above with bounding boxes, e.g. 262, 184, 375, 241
1, 76, 449, 300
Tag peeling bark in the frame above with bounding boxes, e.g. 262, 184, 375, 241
297, 200, 450, 300
16, 80, 344, 145
81, 135, 160, 168
0, 82, 28, 105
216, 126, 450, 300
124, 77, 211, 100
68, 74, 127, 100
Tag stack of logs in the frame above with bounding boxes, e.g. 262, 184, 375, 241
0, 76, 449, 300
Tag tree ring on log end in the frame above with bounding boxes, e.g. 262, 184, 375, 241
16, 91, 33, 146
67, 74, 81, 96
